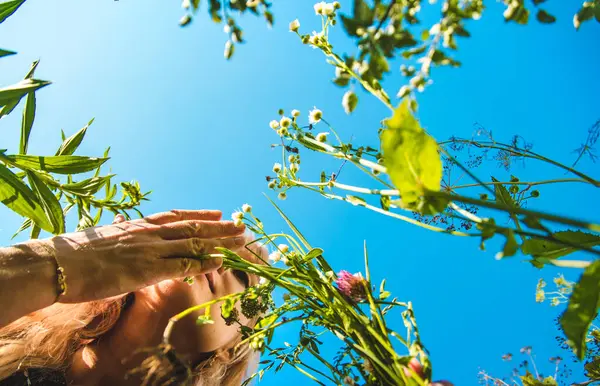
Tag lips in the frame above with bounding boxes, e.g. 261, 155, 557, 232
205, 272, 216, 294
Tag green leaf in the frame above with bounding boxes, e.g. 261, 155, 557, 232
536, 9, 556, 23
0, 48, 16, 58
0, 0, 25, 24
19, 61, 40, 155
304, 248, 324, 261
496, 228, 518, 259
491, 176, 516, 207
26, 171, 65, 234
380, 100, 443, 211
520, 371, 557, 385
221, 297, 236, 319
30, 224, 40, 239
56, 118, 94, 156
7, 155, 108, 174
11, 217, 31, 239
340, 0, 374, 36
574, 1, 596, 29
342, 90, 358, 114
0, 78, 50, 107
560, 259, 600, 360
521, 231, 600, 260
0, 163, 52, 232
61, 175, 113, 195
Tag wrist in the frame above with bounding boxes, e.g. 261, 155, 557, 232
0, 241, 59, 325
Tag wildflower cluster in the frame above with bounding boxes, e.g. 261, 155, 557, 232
478, 346, 570, 386
162, 204, 433, 385
536, 276, 575, 307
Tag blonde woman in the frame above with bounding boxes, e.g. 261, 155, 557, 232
0, 209, 264, 386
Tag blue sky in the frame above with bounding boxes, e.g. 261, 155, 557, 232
1, 0, 599, 384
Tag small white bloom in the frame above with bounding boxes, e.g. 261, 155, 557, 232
246, 0, 260, 7
242, 204, 252, 213
289, 19, 300, 32
182, 0, 191, 9
269, 251, 282, 262
308, 107, 323, 124
268, 180, 277, 189
273, 163, 282, 173
309, 31, 321, 46
288, 155, 295, 163
314, 1, 326, 15
223, 24, 231, 34
281, 255, 290, 265
233, 218, 243, 227
232, 211, 244, 221
333, 1, 341, 9
259, 276, 269, 285
316, 132, 328, 142
291, 109, 300, 118
280, 116, 292, 128
472, 12, 481, 20
278, 244, 289, 253
290, 163, 299, 173
269, 120, 279, 130
429, 23, 441, 35
322, 3, 335, 16
277, 127, 289, 137
278, 191, 287, 200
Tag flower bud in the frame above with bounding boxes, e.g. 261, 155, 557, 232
289, 19, 300, 32
273, 163, 282, 173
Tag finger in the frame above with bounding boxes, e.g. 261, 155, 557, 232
113, 214, 126, 224
157, 220, 245, 240
160, 255, 223, 278
144, 210, 222, 225
160, 236, 247, 257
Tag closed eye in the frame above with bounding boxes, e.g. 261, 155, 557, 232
232, 270, 250, 288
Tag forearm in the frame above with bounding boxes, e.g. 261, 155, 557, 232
0, 241, 58, 327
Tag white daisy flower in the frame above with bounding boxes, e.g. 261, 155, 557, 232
309, 107, 323, 124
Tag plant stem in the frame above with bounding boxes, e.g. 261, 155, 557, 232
429, 190, 600, 232
449, 178, 590, 190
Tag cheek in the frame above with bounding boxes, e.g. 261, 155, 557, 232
194, 302, 240, 353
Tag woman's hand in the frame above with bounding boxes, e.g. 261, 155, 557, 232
27, 209, 246, 303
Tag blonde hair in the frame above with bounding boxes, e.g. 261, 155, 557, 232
0, 294, 257, 385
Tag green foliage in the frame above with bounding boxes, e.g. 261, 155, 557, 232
520, 371, 558, 385
0, 2, 149, 235
179, 0, 273, 59
381, 101, 444, 213
560, 260, 600, 360
0, 0, 24, 24
0, 163, 54, 232
523, 231, 600, 260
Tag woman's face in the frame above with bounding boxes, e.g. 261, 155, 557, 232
135, 240, 264, 358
